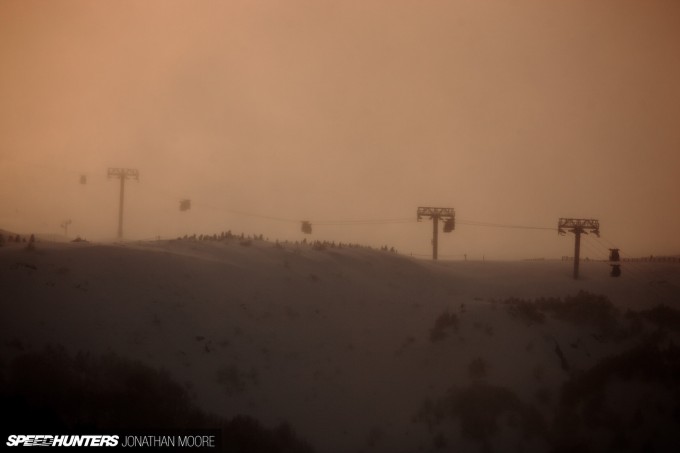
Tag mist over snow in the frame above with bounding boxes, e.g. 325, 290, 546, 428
1, 0, 680, 259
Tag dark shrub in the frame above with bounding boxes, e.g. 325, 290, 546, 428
415, 382, 546, 442
505, 298, 546, 326
553, 337, 680, 451
430, 312, 459, 342
0, 347, 313, 453
626, 305, 680, 333
537, 292, 620, 336
468, 357, 488, 381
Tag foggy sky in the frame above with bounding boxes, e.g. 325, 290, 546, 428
1, 0, 679, 259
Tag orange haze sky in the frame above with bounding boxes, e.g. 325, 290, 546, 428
1, 0, 679, 260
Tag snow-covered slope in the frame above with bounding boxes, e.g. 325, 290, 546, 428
2, 239, 679, 452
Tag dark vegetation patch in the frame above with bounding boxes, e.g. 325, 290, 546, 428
429, 312, 459, 342
505, 292, 680, 341
415, 383, 547, 442
10, 262, 37, 271
625, 304, 680, 333
505, 298, 546, 326
553, 341, 570, 373
0, 346, 313, 453
503, 291, 624, 339
552, 335, 680, 452
538, 292, 619, 334
422, 295, 680, 451
311, 242, 326, 251
216, 365, 258, 396
416, 336, 680, 451
468, 357, 488, 381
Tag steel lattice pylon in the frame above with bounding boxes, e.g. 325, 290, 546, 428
558, 218, 600, 279
108, 168, 139, 239
417, 207, 455, 260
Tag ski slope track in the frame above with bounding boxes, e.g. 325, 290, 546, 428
2, 239, 679, 452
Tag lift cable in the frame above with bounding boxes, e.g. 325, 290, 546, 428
458, 219, 556, 231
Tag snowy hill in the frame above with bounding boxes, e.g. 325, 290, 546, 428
2, 239, 679, 452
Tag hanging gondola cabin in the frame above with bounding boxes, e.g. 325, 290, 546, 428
179, 199, 191, 211
80, 175, 87, 185
301, 221, 312, 234
443, 218, 455, 232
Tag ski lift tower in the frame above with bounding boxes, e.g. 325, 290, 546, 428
108, 168, 139, 239
558, 218, 599, 280
417, 207, 455, 260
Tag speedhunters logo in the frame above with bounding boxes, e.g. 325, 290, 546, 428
6, 432, 219, 449
6, 435, 119, 447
